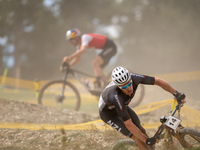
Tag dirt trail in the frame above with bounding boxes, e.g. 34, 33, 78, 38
0, 98, 97, 125
0, 85, 199, 150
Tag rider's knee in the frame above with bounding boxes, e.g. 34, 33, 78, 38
92, 60, 101, 68
92, 60, 97, 67
93, 56, 104, 67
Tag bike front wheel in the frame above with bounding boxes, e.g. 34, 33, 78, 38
178, 127, 200, 149
112, 139, 138, 150
38, 80, 81, 111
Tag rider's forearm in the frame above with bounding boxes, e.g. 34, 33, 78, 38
69, 56, 81, 67
124, 119, 148, 143
69, 48, 86, 60
154, 77, 176, 95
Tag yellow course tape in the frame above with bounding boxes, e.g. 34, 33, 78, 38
0, 68, 8, 90
0, 120, 107, 130
1, 70, 200, 90
1, 99, 200, 130
133, 99, 174, 115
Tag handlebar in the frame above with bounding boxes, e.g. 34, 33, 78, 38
60, 62, 70, 73
62, 62, 70, 68
153, 102, 183, 139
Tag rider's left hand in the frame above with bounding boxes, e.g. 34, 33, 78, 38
62, 56, 70, 63
180, 99, 186, 104
60, 62, 69, 72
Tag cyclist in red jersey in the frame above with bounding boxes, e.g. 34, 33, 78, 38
62, 29, 117, 88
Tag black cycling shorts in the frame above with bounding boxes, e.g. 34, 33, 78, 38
99, 106, 142, 138
99, 38, 117, 68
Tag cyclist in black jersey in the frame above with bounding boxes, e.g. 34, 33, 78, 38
98, 66, 186, 150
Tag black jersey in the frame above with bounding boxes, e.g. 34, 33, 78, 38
98, 73, 155, 121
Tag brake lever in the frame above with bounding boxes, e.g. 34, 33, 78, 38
62, 62, 69, 67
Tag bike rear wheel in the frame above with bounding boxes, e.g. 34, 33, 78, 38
178, 127, 200, 149
38, 80, 81, 111
112, 139, 138, 150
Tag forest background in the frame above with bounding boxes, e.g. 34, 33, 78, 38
0, 0, 200, 81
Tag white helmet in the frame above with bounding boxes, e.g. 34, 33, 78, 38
66, 29, 81, 40
111, 66, 131, 85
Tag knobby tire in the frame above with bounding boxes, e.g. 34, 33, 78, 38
178, 127, 200, 149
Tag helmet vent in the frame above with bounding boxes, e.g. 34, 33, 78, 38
111, 66, 131, 85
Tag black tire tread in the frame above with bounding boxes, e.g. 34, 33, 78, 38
179, 127, 200, 148
179, 128, 200, 138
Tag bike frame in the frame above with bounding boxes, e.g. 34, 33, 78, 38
154, 103, 183, 139
58, 63, 145, 108
112, 100, 200, 150
154, 102, 182, 138
61, 64, 101, 97
153, 101, 197, 148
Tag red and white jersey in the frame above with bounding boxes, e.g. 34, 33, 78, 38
81, 34, 106, 49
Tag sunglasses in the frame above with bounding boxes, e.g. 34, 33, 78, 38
119, 81, 132, 89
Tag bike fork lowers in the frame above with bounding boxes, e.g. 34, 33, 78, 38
61, 70, 68, 97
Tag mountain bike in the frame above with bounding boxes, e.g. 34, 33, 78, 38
38, 63, 145, 111
112, 100, 200, 150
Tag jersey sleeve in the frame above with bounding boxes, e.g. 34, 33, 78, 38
81, 34, 93, 46
131, 74, 155, 85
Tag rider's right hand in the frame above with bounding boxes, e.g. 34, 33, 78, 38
62, 56, 70, 63
175, 92, 186, 104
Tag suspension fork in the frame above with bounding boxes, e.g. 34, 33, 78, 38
61, 68, 69, 97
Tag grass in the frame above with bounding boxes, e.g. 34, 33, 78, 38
0, 88, 36, 102
0, 88, 99, 116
